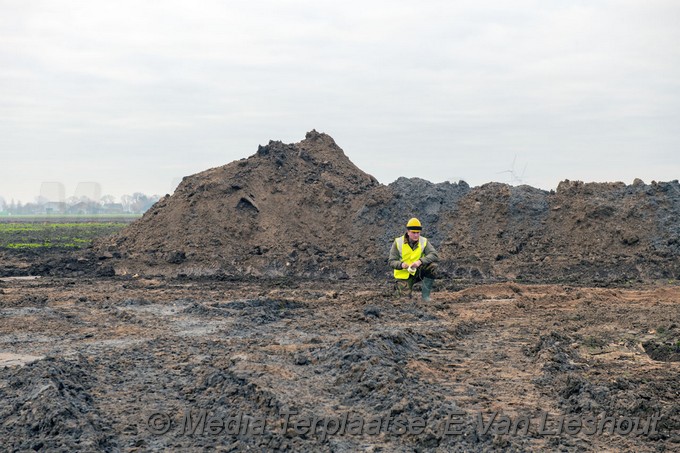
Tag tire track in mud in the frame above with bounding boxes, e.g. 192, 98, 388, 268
406, 296, 581, 451
1, 279, 679, 451
439, 301, 554, 411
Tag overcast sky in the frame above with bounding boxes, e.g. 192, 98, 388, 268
1, 0, 678, 203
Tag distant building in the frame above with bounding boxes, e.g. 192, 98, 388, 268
66, 201, 99, 215
100, 203, 125, 214
44, 201, 66, 215
66, 201, 88, 215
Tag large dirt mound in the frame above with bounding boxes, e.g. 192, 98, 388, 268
95, 131, 680, 284
97, 130, 392, 279
441, 179, 680, 284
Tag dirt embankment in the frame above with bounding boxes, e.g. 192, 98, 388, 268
91, 131, 680, 285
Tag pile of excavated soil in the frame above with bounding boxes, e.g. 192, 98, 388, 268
95, 130, 680, 284
96, 130, 390, 280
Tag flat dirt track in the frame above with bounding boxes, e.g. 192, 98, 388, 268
1, 276, 678, 451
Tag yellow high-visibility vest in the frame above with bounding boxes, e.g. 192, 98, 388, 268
393, 236, 427, 279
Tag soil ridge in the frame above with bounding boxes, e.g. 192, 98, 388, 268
92, 131, 680, 284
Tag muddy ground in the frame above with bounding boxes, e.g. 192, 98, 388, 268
1, 132, 679, 451
1, 275, 678, 452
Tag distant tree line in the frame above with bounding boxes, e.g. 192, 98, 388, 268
0, 193, 160, 216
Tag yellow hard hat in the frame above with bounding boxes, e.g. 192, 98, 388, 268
406, 217, 422, 231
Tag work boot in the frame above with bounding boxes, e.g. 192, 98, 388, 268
395, 280, 412, 299
421, 277, 434, 302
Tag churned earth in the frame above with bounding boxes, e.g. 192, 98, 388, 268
1, 276, 678, 452
1, 130, 679, 451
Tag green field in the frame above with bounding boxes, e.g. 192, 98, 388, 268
0, 221, 130, 249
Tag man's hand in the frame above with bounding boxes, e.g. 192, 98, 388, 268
410, 260, 422, 269
401, 262, 409, 269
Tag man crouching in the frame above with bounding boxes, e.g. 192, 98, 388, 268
388, 217, 439, 301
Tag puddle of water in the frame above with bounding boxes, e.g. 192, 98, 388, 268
0, 352, 44, 368
0, 276, 41, 282
120, 302, 187, 316
0, 333, 55, 344
173, 320, 222, 337
0, 307, 54, 316
82, 338, 150, 351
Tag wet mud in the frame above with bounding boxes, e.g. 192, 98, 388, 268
1, 277, 678, 451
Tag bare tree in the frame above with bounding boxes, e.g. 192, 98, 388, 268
120, 194, 133, 213
100, 195, 116, 205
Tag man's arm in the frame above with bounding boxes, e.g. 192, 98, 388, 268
419, 241, 439, 266
388, 240, 403, 269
